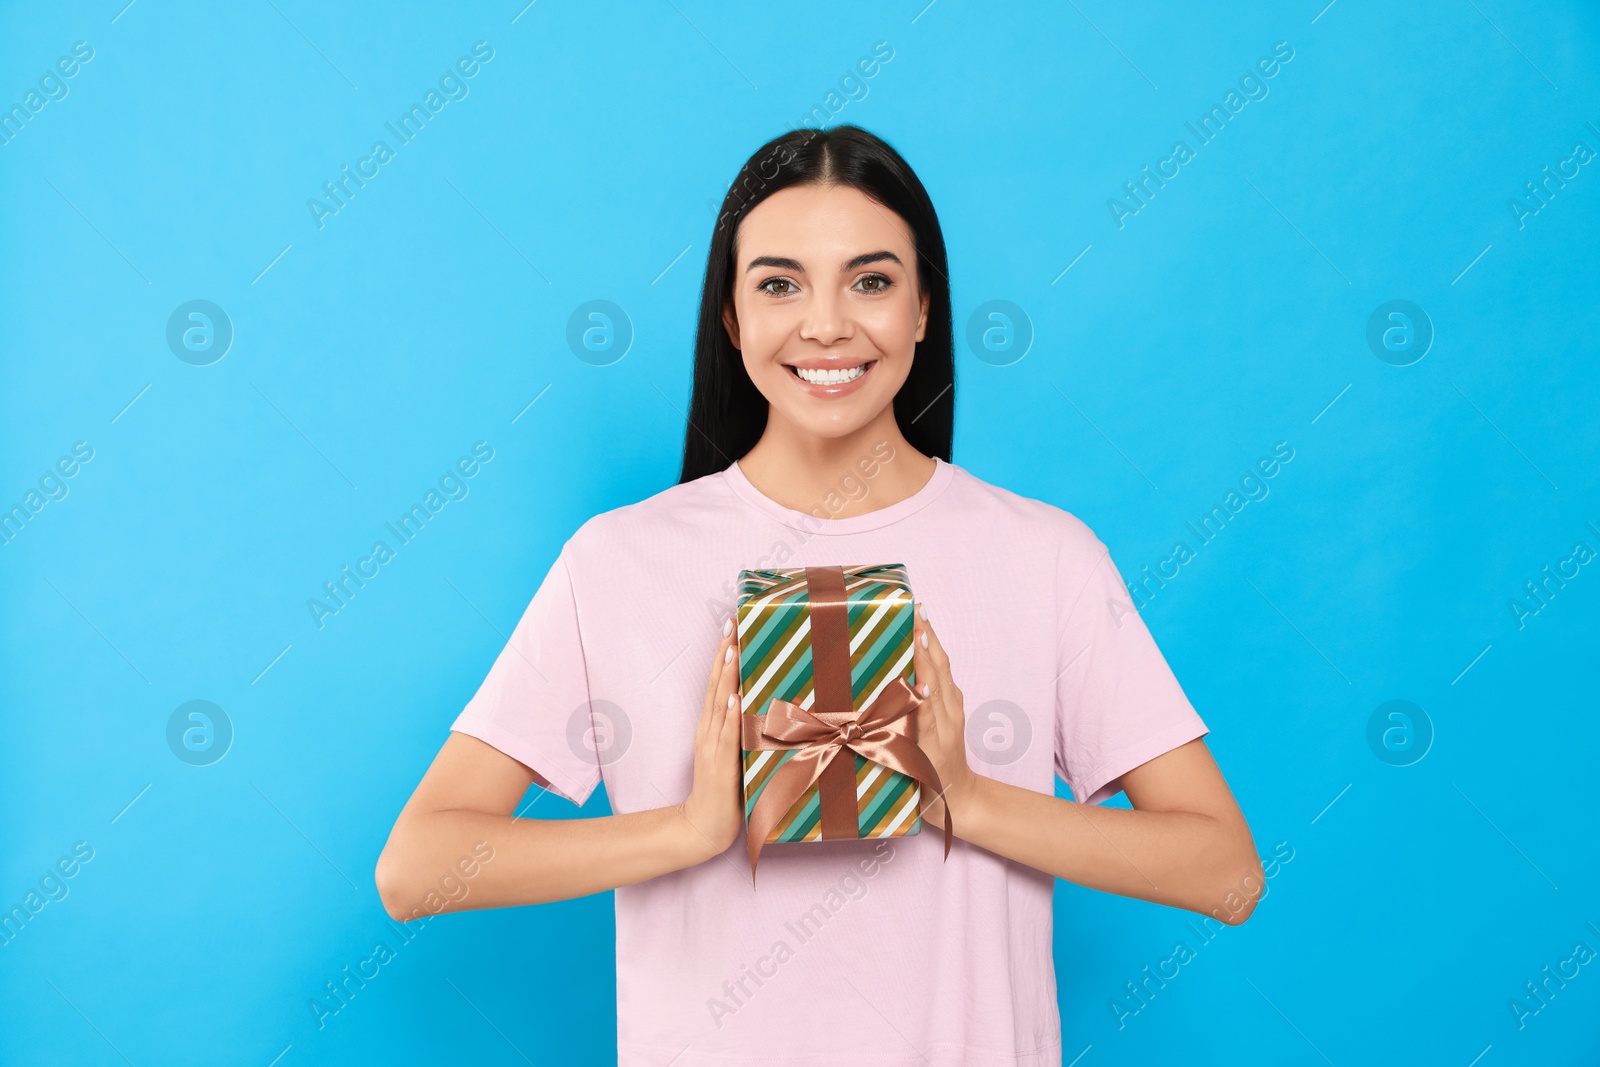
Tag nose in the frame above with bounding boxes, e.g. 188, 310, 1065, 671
798, 285, 852, 345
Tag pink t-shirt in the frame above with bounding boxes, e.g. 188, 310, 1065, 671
451, 454, 1209, 1066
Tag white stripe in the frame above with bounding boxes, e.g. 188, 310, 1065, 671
849, 592, 910, 705
737, 571, 891, 639
859, 637, 915, 708
737, 580, 808, 638
743, 749, 774, 788
847, 590, 900, 654
880, 785, 921, 837
747, 617, 811, 708
736, 575, 812, 633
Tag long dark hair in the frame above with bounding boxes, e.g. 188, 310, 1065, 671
677, 125, 955, 483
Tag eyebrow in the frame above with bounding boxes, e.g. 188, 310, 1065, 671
744, 250, 903, 273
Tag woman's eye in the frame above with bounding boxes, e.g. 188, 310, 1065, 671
759, 278, 797, 295
855, 273, 893, 293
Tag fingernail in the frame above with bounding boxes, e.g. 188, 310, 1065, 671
919, 630, 929, 649
920, 683, 931, 697
722, 617, 733, 637
727, 693, 737, 710
725, 645, 734, 663
917, 601, 926, 621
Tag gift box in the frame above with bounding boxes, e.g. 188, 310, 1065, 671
736, 563, 952, 879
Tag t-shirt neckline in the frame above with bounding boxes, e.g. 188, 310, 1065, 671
721, 454, 955, 535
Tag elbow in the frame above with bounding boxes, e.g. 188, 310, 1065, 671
374, 838, 420, 923
1207, 849, 1266, 927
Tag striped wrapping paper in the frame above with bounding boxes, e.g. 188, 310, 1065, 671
736, 563, 924, 846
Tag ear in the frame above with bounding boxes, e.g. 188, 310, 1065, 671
722, 299, 741, 350
914, 288, 930, 343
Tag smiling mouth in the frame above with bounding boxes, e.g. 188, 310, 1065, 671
787, 361, 876, 385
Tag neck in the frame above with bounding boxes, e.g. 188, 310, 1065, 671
735, 405, 937, 519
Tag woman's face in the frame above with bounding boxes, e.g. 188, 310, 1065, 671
723, 183, 929, 442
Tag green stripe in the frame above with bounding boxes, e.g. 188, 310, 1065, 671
853, 608, 911, 700
781, 786, 823, 841
741, 592, 808, 677
861, 771, 915, 833
744, 749, 794, 819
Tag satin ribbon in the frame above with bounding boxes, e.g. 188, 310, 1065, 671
741, 564, 953, 881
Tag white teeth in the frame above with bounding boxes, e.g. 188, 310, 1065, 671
794, 364, 868, 385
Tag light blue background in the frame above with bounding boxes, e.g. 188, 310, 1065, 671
3, 1, 1597, 1064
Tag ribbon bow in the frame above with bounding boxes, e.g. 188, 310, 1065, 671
741, 565, 954, 881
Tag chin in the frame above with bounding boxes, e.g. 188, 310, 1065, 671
780, 403, 889, 441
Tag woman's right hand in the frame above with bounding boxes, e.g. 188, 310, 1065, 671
675, 617, 745, 863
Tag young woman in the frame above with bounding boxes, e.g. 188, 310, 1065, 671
377, 125, 1260, 1066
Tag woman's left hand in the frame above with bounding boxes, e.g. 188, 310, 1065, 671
911, 601, 979, 833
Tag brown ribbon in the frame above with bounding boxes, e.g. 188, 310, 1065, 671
741, 564, 953, 881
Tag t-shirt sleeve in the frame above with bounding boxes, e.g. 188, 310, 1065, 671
1054, 538, 1209, 805
450, 547, 602, 807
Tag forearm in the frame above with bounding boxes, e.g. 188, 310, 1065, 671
951, 775, 1262, 922
377, 803, 710, 919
